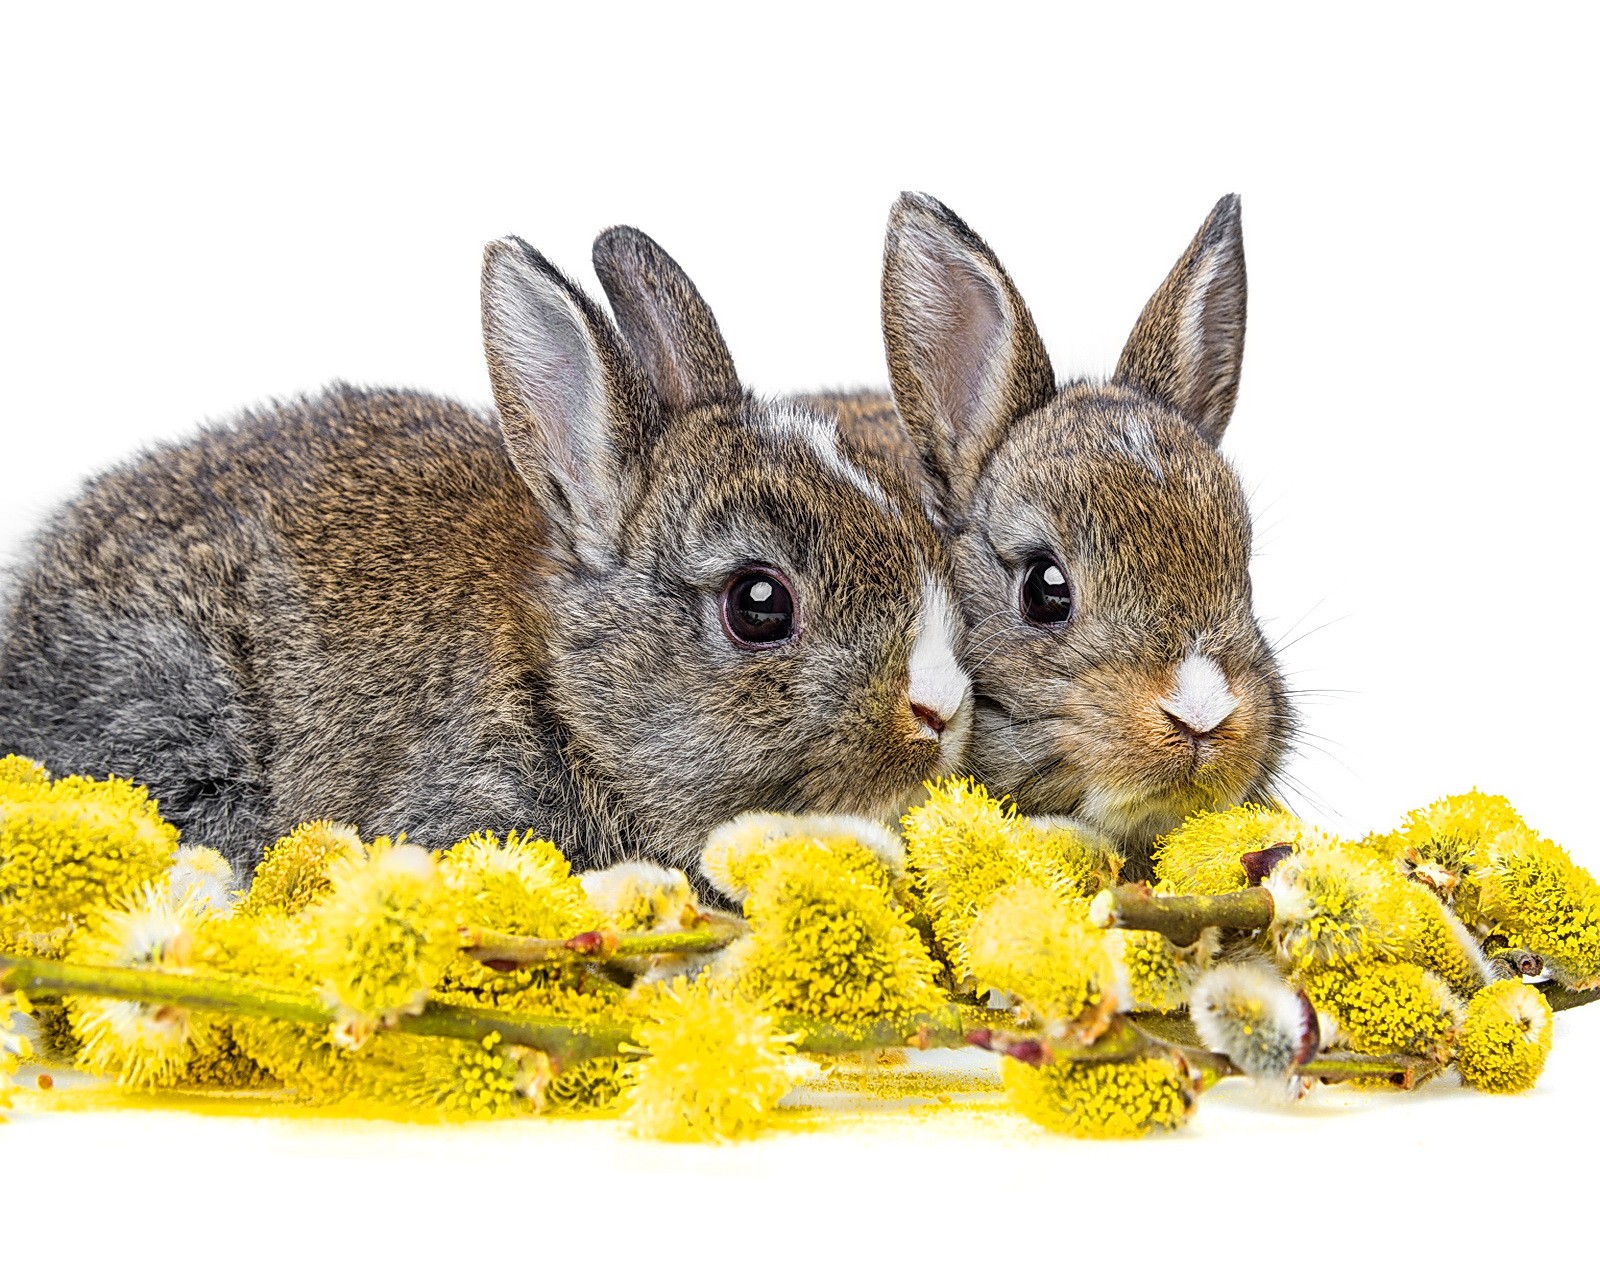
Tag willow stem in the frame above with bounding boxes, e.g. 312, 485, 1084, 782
1540, 984, 1600, 1012
0, 954, 627, 1067
1300, 1052, 1443, 1088
1090, 884, 1275, 946
459, 914, 746, 969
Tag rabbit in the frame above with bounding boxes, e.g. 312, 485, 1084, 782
0, 227, 973, 877
821, 191, 1294, 881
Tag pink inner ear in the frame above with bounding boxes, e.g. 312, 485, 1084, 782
905, 232, 1009, 441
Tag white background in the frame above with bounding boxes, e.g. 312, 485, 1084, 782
2, 2, 1596, 1275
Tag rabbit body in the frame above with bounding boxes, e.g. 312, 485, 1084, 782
0, 232, 972, 875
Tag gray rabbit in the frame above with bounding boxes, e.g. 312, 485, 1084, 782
816, 194, 1294, 880
0, 229, 972, 874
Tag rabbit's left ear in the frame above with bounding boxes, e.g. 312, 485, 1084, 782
1114, 195, 1247, 446
592, 227, 743, 411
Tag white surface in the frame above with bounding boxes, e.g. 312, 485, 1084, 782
2, 2, 1597, 1274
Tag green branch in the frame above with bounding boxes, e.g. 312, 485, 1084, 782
1090, 884, 1274, 946
0, 954, 627, 1067
459, 914, 745, 969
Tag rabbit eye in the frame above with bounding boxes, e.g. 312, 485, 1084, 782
721, 567, 797, 649
1020, 557, 1073, 626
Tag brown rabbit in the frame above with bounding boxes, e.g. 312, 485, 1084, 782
830, 192, 1295, 879
0, 229, 972, 876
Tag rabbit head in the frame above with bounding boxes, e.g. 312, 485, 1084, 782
481, 231, 970, 868
879, 193, 1293, 874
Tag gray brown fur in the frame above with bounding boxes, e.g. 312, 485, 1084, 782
879, 193, 1293, 878
0, 232, 963, 876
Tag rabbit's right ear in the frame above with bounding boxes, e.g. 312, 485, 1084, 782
881, 193, 1055, 519
482, 237, 657, 570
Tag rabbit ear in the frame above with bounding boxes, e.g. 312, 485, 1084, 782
481, 236, 657, 569
591, 226, 742, 411
882, 192, 1055, 518
1114, 195, 1247, 446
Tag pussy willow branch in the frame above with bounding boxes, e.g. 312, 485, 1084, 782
459, 914, 746, 969
0, 955, 628, 1067
1090, 884, 1275, 946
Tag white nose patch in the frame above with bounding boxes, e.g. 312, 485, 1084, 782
908, 576, 970, 737
1158, 652, 1239, 736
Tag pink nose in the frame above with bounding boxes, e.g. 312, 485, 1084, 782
912, 701, 948, 736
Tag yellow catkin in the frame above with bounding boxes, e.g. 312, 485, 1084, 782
1001, 1053, 1196, 1139
1472, 831, 1600, 989
1, 991, 34, 1116
1153, 804, 1306, 896
1112, 928, 1203, 1013
65, 885, 213, 1088
1455, 981, 1553, 1094
901, 779, 1107, 984
1302, 962, 1461, 1059
393, 1032, 546, 1120
1266, 841, 1407, 970
437, 831, 602, 1005
626, 979, 802, 1142
240, 822, 364, 917
966, 883, 1120, 1030
307, 842, 455, 1031
1, 770, 179, 942
701, 813, 905, 903
727, 846, 942, 1032
544, 1055, 636, 1113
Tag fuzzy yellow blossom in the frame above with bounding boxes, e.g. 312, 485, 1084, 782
66, 885, 214, 1087
1154, 804, 1306, 896
396, 1032, 551, 1120
186, 909, 377, 1101
1265, 841, 1405, 970
544, 1054, 636, 1113
1455, 980, 1553, 1094
901, 779, 1110, 984
438, 831, 604, 1005
1, 990, 33, 1116
1, 770, 179, 941
441, 831, 599, 939
0, 754, 51, 794
1001, 1052, 1196, 1139
1110, 927, 1210, 1013
581, 861, 699, 934
240, 821, 364, 918
725, 843, 942, 1032
1302, 963, 1461, 1059
170, 845, 236, 914
626, 978, 803, 1141
1374, 790, 1529, 910
701, 813, 905, 903
967, 883, 1122, 1032
307, 841, 455, 1039
1472, 831, 1600, 989
1191, 964, 1314, 1088
1390, 878, 1492, 996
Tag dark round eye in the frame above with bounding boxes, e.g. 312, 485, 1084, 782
1020, 556, 1073, 626
720, 567, 797, 648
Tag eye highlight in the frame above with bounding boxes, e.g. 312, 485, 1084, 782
1020, 556, 1073, 627
720, 567, 798, 649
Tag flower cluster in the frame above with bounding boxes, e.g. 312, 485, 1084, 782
1, 762, 1594, 1143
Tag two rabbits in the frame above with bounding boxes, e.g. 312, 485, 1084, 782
0, 199, 1290, 882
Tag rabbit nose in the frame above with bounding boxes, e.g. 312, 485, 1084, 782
906, 583, 971, 741
911, 701, 949, 737
1158, 652, 1240, 740
1163, 706, 1214, 743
